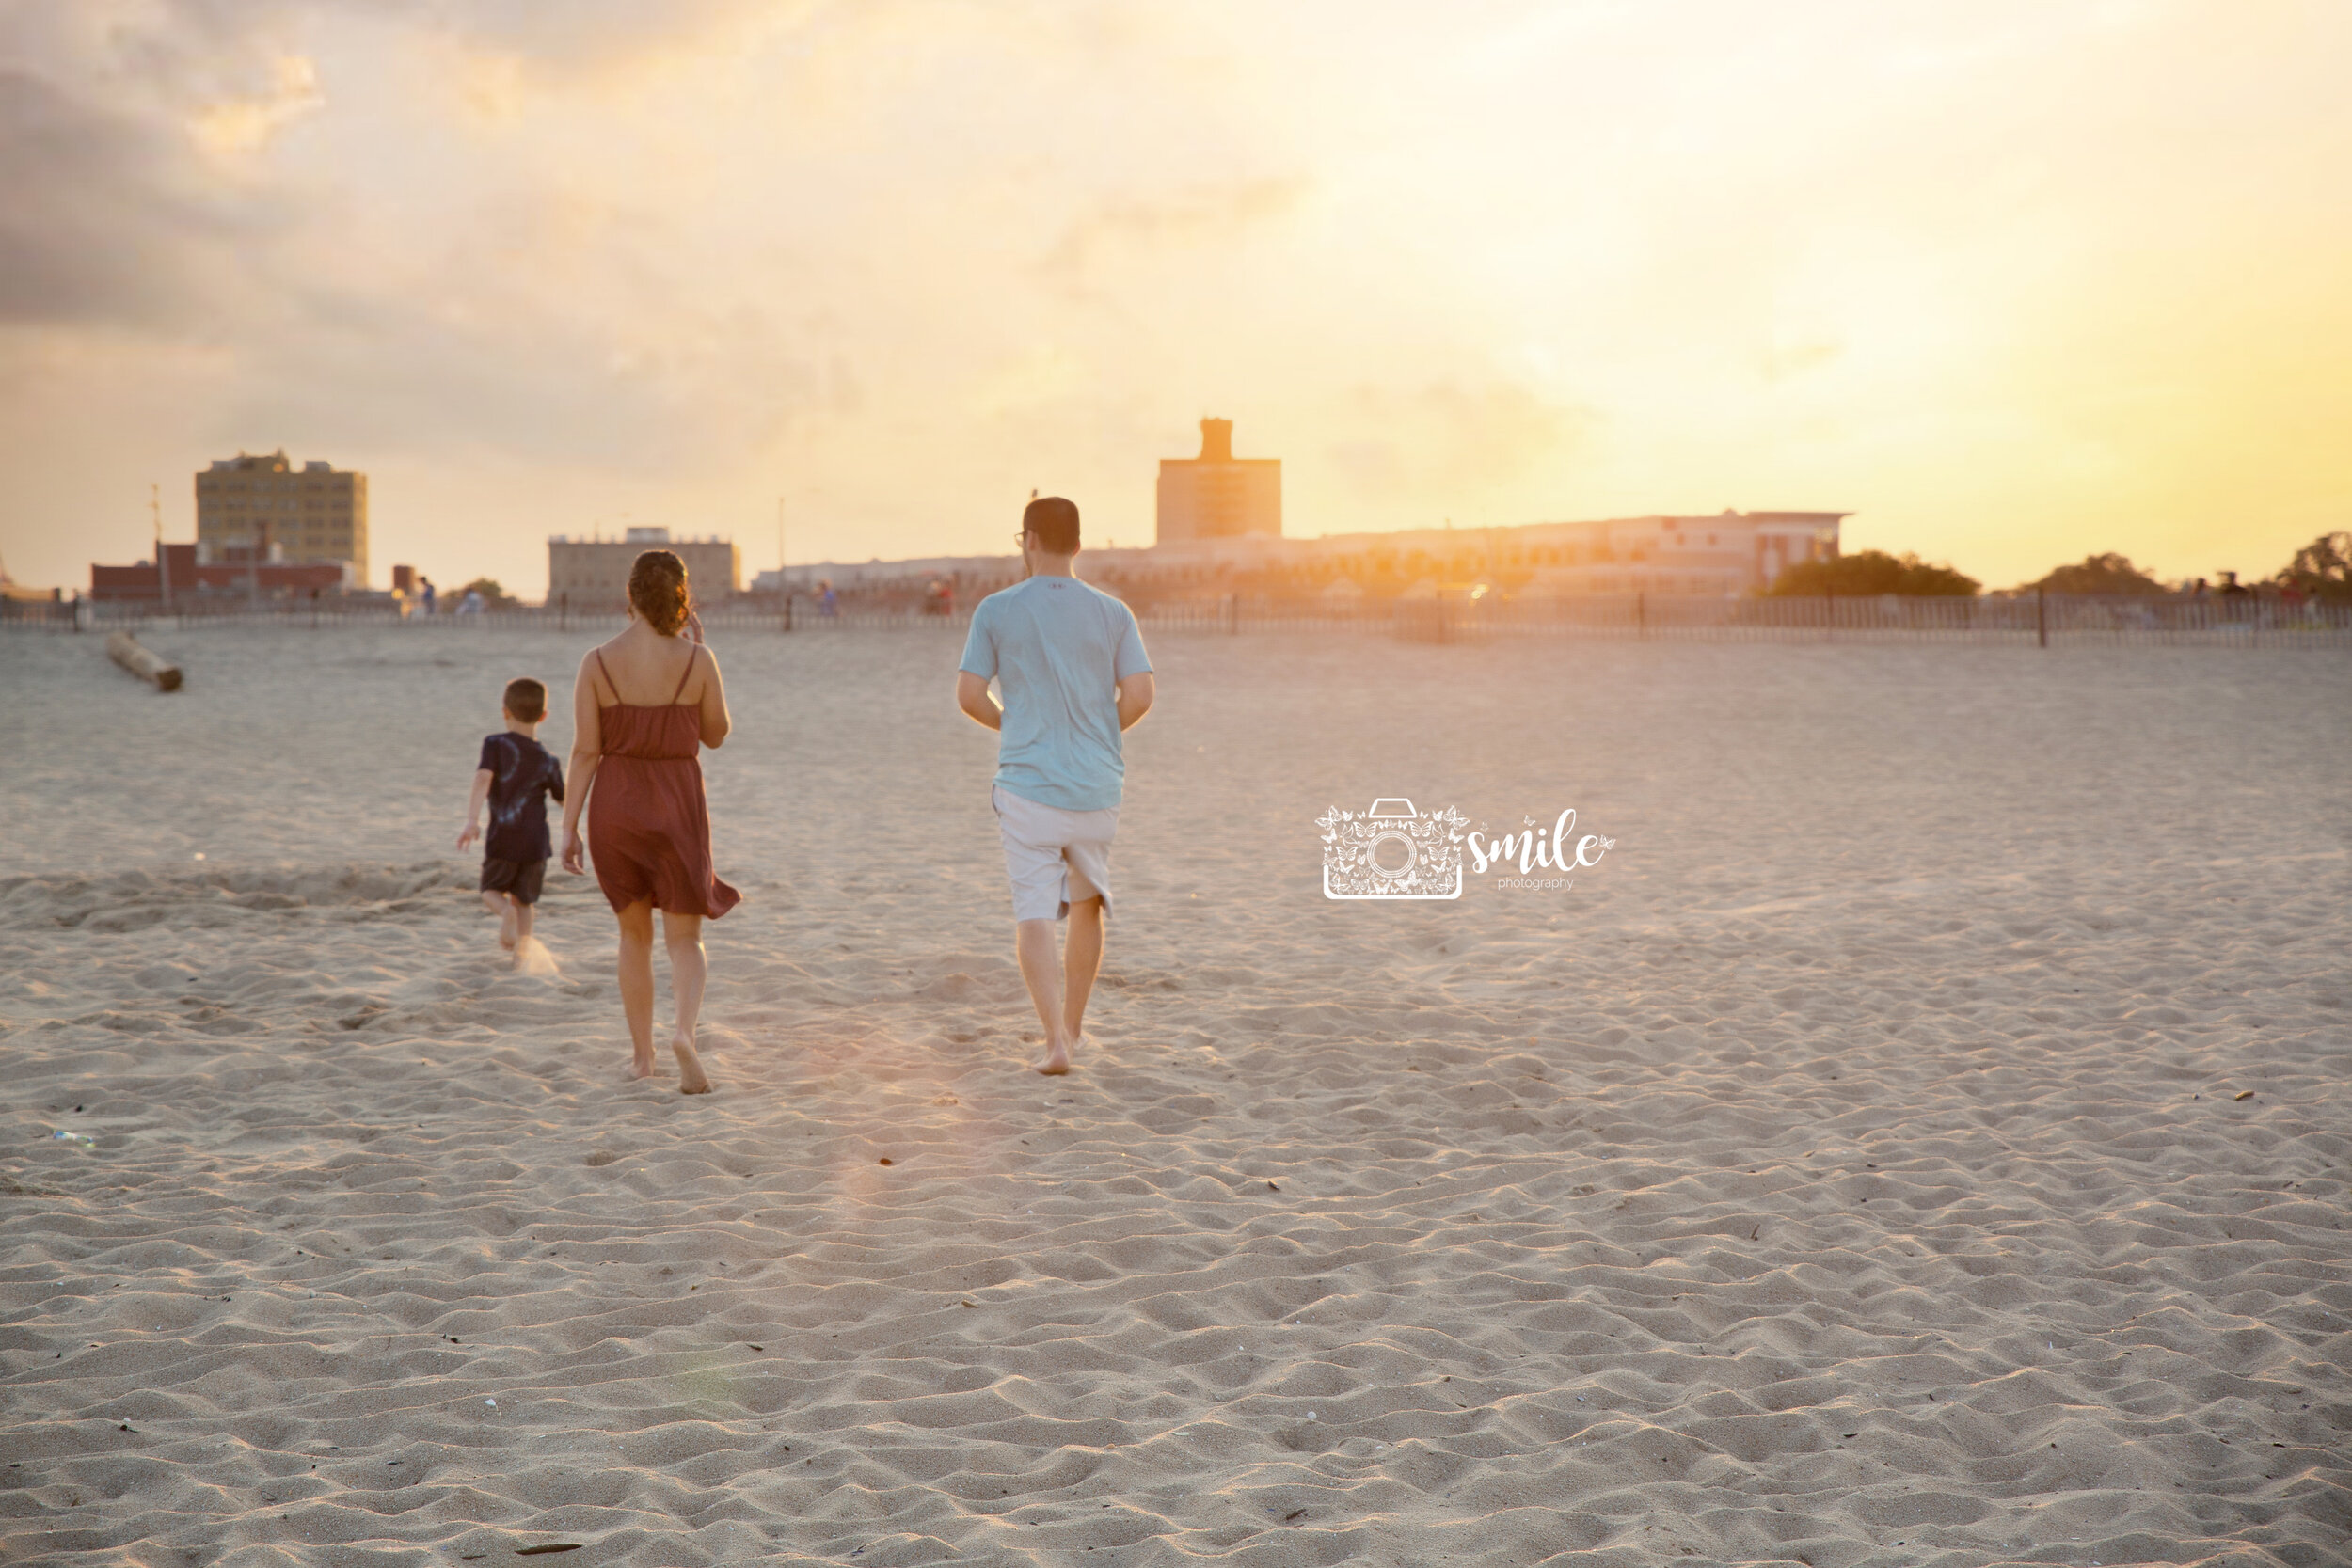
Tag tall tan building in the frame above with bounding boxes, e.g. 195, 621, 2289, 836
1156, 418, 1280, 545
195, 451, 368, 586
547, 527, 740, 610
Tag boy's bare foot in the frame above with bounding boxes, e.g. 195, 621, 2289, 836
675, 1031, 713, 1095
1032, 1037, 1073, 1075
498, 908, 518, 950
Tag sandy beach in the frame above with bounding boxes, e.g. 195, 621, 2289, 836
2, 623, 2346, 1568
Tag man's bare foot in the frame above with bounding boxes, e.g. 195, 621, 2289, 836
675, 1031, 713, 1095
1032, 1037, 1073, 1076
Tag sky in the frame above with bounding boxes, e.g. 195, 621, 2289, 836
2, 0, 2346, 597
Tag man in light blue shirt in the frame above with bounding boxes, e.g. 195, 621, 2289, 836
957, 496, 1155, 1075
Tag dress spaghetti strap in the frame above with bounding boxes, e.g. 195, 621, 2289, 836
668, 643, 699, 705
590, 647, 617, 706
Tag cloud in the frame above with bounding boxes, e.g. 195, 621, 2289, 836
216, 276, 832, 466
409, 0, 801, 73
0, 71, 180, 325
0, 64, 294, 328
1327, 381, 1587, 508
1037, 178, 1310, 284
189, 53, 323, 153
0, 4, 323, 329
1761, 330, 1843, 385
0, 0, 890, 466
3, 0, 2347, 597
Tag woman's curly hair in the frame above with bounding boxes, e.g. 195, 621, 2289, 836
627, 549, 691, 636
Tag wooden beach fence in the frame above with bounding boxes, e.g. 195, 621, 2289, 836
106, 629, 183, 690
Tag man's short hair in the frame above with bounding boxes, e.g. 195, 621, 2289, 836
1023, 496, 1080, 554
503, 677, 548, 722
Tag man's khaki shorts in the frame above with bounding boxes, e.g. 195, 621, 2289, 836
993, 784, 1117, 923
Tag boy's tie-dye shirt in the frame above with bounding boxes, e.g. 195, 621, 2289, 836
478, 733, 565, 863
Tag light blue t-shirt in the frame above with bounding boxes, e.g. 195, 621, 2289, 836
959, 575, 1152, 812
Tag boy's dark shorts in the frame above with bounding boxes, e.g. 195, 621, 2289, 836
481, 858, 547, 906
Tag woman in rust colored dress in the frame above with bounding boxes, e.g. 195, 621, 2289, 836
557, 549, 739, 1093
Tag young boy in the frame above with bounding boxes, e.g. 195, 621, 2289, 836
457, 677, 565, 957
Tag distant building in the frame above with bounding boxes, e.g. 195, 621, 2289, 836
1156, 419, 1280, 546
90, 541, 351, 602
748, 507, 1844, 610
548, 527, 740, 610
1127, 510, 1846, 597
1365, 510, 1848, 597
752, 552, 1025, 609
196, 450, 369, 587
0, 554, 60, 603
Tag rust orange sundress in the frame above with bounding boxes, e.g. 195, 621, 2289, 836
584, 645, 740, 919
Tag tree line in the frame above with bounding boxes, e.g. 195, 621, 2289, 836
1766, 532, 2351, 600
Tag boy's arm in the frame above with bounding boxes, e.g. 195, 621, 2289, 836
455, 768, 493, 850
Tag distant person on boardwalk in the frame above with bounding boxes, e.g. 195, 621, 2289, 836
558, 550, 740, 1094
456, 676, 564, 963
956, 496, 1154, 1074
818, 579, 837, 618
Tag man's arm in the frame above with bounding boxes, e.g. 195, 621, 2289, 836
1116, 672, 1154, 731
956, 671, 1002, 731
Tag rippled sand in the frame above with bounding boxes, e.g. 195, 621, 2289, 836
2, 624, 2347, 1567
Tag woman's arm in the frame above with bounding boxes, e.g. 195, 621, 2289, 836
696, 646, 732, 749
558, 650, 604, 874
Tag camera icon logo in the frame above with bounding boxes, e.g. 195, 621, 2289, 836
1318, 799, 1468, 900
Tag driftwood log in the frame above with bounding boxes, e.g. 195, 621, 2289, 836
106, 630, 183, 691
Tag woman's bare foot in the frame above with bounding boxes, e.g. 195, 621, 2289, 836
1032, 1036, 1073, 1076
624, 1048, 656, 1082
674, 1030, 713, 1095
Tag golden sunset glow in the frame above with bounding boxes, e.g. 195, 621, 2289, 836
4, 1, 2345, 594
